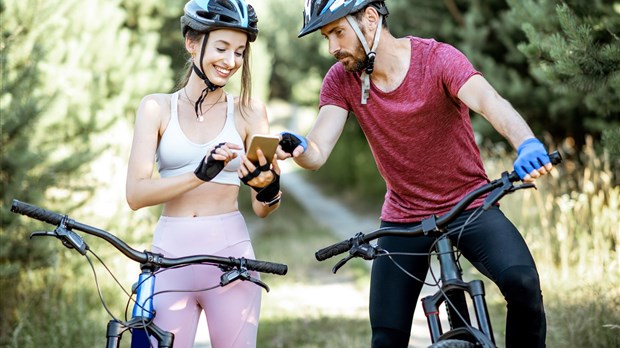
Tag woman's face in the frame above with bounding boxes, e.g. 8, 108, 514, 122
194, 29, 247, 85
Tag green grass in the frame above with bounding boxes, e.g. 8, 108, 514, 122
258, 317, 371, 348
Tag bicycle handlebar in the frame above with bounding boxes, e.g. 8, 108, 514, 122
315, 151, 562, 262
10, 199, 288, 276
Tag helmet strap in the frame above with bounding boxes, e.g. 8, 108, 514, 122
192, 34, 224, 119
345, 14, 383, 104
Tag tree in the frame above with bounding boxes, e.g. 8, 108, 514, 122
507, 0, 620, 145
0, 0, 173, 343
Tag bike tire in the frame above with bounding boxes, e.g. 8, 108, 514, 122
428, 339, 476, 348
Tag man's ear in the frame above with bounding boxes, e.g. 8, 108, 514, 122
363, 6, 380, 31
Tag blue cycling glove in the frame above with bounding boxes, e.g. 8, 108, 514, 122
280, 131, 307, 155
514, 138, 550, 180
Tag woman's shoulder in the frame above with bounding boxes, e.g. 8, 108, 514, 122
137, 92, 176, 117
231, 95, 268, 136
230, 94, 265, 108
139, 92, 174, 109
231, 95, 267, 118
136, 92, 175, 132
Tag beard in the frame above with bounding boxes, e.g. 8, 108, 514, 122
334, 44, 367, 73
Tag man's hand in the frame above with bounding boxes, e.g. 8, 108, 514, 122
277, 131, 307, 159
514, 138, 552, 182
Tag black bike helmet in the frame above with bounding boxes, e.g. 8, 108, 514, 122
181, 0, 259, 42
300, 0, 389, 104
299, 0, 388, 38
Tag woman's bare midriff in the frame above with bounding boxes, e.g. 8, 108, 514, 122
162, 182, 241, 217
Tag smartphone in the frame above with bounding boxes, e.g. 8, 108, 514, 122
246, 134, 280, 164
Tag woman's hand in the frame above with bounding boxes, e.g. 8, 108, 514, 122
195, 142, 242, 182
238, 149, 279, 188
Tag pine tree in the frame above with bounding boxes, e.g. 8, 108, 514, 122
507, 0, 620, 143
1, 0, 173, 342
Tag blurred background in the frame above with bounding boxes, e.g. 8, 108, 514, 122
1, 0, 619, 347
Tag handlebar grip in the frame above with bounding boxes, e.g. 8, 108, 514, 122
244, 259, 288, 275
549, 151, 562, 165
11, 199, 65, 225
315, 239, 354, 261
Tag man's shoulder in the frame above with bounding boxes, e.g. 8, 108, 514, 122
326, 61, 345, 76
409, 36, 453, 51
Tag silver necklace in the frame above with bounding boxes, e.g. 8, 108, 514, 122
183, 88, 224, 122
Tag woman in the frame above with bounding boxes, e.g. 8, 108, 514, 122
125, 1, 281, 347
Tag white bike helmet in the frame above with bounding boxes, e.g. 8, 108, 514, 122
180, 0, 259, 119
181, 0, 258, 41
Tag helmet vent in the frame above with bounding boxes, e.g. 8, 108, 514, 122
196, 10, 216, 19
217, 0, 236, 11
219, 15, 236, 23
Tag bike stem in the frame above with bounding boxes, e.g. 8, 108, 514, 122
436, 238, 461, 283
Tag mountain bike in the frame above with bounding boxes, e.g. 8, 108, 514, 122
10, 199, 288, 348
315, 152, 562, 348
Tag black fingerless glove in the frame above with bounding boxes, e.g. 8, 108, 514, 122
255, 171, 281, 206
240, 161, 281, 206
194, 143, 226, 182
279, 131, 307, 155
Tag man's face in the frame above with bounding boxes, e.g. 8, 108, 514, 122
320, 17, 367, 73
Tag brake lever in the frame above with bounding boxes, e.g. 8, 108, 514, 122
332, 243, 383, 274
247, 276, 270, 292
513, 182, 536, 191
332, 254, 354, 274
29, 221, 89, 256
30, 230, 57, 239
220, 266, 271, 292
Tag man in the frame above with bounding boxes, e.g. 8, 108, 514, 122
278, 1, 552, 347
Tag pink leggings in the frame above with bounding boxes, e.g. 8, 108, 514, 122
150, 212, 262, 348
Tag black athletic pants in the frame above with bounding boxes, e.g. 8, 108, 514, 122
369, 206, 546, 348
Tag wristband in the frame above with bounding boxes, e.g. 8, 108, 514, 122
260, 190, 282, 207
255, 171, 281, 204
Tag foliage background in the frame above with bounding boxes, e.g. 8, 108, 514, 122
1, 0, 619, 346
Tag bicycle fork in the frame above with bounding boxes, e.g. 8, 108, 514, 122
421, 238, 495, 345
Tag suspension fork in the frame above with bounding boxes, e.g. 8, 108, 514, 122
421, 237, 495, 344
436, 238, 470, 329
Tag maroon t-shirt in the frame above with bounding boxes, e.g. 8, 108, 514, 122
320, 37, 489, 222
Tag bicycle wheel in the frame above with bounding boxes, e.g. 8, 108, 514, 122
428, 339, 475, 348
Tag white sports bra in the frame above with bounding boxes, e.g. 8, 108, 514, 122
156, 91, 244, 186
